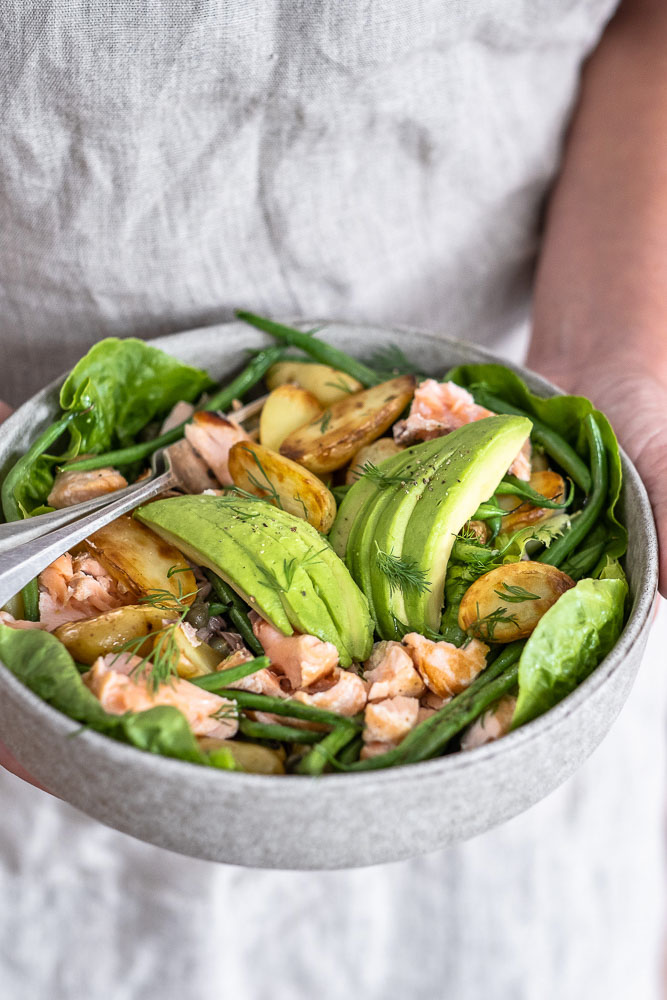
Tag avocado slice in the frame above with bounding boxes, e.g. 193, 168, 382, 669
135, 495, 373, 665
373, 415, 532, 638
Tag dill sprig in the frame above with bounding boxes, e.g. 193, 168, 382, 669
363, 344, 427, 379
257, 547, 327, 593
359, 461, 407, 490
318, 410, 332, 433
467, 603, 520, 641
323, 374, 355, 395
238, 446, 284, 509
375, 543, 431, 597
493, 582, 540, 603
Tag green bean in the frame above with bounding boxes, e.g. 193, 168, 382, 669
560, 523, 607, 581
204, 571, 263, 655
498, 474, 574, 510
471, 389, 592, 493
538, 415, 607, 569
219, 689, 362, 729
296, 723, 358, 775
236, 311, 383, 387
191, 655, 270, 691
472, 501, 509, 520
239, 718, 326, 744
65, 346, 284, 474
207, 602, 227, 617
1, 411, 84, 620
345, 641, 524, 771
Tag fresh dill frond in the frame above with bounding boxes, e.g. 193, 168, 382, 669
375, 543, 431, 597
467, 603, 520, 641
323, 374, 355, 395
359, 461, 406, 490
492, 582, 541, 603
363, 344, 427, 379
238, 445, 284, 509
318, 410, 332, 433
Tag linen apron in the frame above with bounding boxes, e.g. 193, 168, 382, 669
1, 3, 665, 998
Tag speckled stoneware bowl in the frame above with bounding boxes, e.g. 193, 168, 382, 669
0, 322, 658, 870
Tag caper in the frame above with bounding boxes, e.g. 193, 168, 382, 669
209, 636, 232, 657
185, 602, 209, 630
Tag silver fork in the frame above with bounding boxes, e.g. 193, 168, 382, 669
0, 449, 177, 611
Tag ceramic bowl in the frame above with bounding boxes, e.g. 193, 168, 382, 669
0, 321, 658, 869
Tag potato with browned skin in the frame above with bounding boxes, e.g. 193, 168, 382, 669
259, 385, 323, 453
280, 375, 416, 475
458, 561, 575, 642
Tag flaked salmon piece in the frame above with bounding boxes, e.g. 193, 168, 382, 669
228, 665, 290, 699
38, 552, 130, 631
167, 439, 220, 494
421, 689, 448, 711
293, 668, 367, 717
47, 467, 128, 509
363, 695, 420, 745
460, 694, 517, 751
184, 411, 250, 486
403, 632, 489, 699
160, 401, 195, 434
363, 641, 425, 701
0, 611, 45, 630
85, 654, 238, 738
393, 379, 531, 480
250, 612, 339, 689
360, 740, 397, 761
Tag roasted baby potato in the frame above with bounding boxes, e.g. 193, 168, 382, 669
345, 437, 403, 484
266, 360, 363, 406
498, 471, 567, 535
54, 604, 178, 664
198, 737, 286, 774
156, 623, 222, 679
228, 441, 337, 533
259, 385, 323, 453
280, 375, 416, 475
458, 561, 575, 642
80, 515, 196, 604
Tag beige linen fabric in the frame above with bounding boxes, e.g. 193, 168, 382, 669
3, 4, 665, 1000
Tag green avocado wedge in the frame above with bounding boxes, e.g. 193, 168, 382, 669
335, 416, 531, 640
135, 496, 373, 666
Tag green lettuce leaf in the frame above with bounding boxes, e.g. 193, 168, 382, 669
512, 577, 627, 728
59, 337, 213, 456
445, 363, 626, 564
0, 626, 209, 766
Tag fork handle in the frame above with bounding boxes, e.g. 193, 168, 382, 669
0, 471, 174, 614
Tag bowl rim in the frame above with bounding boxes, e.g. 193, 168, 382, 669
0, 318, 658, 790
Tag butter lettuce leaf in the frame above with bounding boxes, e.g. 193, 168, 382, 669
512, 577, 627, 729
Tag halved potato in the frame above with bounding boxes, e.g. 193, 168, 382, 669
259, 385, 323, 453
79, 515, 196, 604
156, 623, 222, 679
458, 561, 575, 642
198, 736, 285, 774
280, 375, 416, 475
228, 441, 337, 533
266, 361, 363, 406
499, 471, 566, 534
54, 604, 178, 665
345, 438, 403, 484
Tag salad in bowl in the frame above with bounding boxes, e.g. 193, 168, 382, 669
0, 313, 629, 780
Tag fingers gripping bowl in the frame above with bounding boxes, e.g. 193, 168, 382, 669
0, 320, 657, 869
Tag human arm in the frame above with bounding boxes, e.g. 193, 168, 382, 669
528, 0, 667, 596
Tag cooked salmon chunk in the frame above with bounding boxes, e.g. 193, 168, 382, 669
0, 611, 45, 630
47, 467, 128, 509
38, 552, 130, 631
460, 694, 517, 751
403, 633, 489, 699
293, 668, 367, 717
363, 641, 425, 701
184, 411, 250, 486
250, 612, 339, 689
363, 695, 420, 745
84, 653, 238, 738
394, 379, 531, 480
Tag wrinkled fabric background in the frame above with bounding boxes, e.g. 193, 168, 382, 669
3, 3, 665, 999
